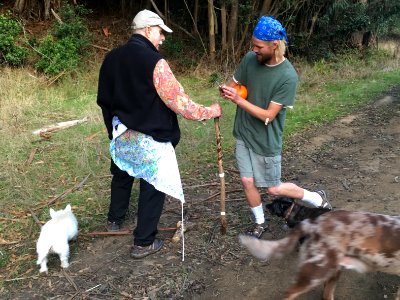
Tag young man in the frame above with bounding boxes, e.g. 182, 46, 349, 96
220, 16, 331, 238
97, 9, 221, 258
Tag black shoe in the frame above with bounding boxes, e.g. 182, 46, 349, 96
316, 190, 332, 210
106, 221, 122, 232
130, 239, 164, 259
245, 222, 268, 239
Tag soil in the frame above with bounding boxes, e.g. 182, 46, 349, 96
4, 86, 400, 299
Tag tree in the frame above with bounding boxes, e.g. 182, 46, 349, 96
227, 0, 239, 58
14, 0, 63, 20
208, 0, 216, 61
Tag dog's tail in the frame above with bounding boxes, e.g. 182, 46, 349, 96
239, 226, 304, 261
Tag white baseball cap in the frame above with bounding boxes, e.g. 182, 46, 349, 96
131, 9, 173, 33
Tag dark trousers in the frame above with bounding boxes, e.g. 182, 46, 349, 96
108, 161, 165, 246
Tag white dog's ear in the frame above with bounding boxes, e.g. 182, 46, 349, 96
50, 208, 56, 218
65, 204, 72, 212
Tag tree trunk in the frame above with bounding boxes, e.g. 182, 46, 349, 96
236, 0, 257, 57
260, 0, 273, 15
44, 0, 51, 19
164, 0, 169, 24
221, 1, 227, 51
193, 0, 199, 34
14, 0, 64, 19
227, 0, 239, 57
208, 0, 216, 62
14, 0, 25, 13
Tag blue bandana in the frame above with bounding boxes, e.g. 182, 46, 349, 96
253, 16, 288, 42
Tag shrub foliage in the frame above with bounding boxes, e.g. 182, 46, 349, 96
0, 12, 28, 66
35, 3, 91, 76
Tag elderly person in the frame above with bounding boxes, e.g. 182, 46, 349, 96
220, 16, 331, 238
97, 9, 221, 258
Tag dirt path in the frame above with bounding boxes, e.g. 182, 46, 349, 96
4, 86, 400, 299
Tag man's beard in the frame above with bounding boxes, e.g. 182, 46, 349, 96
256, 53, 273, 64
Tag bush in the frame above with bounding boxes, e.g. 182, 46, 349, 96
53, 4, 91, 52
4, 46, 28, 66
34, 3, 91, 76
0, 12, 28, 66
35, 35, 79, 75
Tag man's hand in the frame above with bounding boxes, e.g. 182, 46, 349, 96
219, 85, 242, 104
210, 103, 222, 118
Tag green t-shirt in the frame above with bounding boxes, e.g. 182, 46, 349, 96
233, 52, 298, 156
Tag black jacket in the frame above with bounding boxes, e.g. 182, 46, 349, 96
97, 34, 180, 146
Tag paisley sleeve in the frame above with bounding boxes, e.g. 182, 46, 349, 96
153, 59, 215, 120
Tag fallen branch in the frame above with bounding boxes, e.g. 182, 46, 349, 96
25, 148, 38, 166
224, 167, 240, 174
0, 217, 19, 222
197, 189, 243, 204
224, 192, 267, 203
85, 130, 103, 141
51, 8, 63, 24
0, 241, 19, 245
198, 191, 220, 203
63, 270, 80, 294
90, 43, 110, 51
28, 208, 42, 228
207, 220, 220, 245
84, 230, 131, 236
159, 227, 178, 231
47, 70, 67, 86
183, 182, 219, 189
32, 117, 88, 136
85, 284, 102, 293
84, 226, 179, 236
47, 174, 90, 206
4, 275, 40, 282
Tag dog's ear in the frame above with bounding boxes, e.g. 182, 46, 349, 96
65, 204, 72, 212
49, 208, 56, 218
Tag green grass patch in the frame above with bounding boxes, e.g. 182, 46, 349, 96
285, 67, 400, 136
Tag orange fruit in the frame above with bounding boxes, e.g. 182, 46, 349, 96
234, 84, 248, 99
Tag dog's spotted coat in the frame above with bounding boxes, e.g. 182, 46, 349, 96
240, 210, 400, 300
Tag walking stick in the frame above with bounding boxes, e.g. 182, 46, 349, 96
214, 117, 227, 234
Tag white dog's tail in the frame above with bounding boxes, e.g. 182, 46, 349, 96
239, 225, 304, 261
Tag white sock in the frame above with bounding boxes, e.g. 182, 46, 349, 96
250, 204, 265, 224
302, 190, 324, 207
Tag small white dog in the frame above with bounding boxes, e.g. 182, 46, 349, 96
36, 204, 78, 273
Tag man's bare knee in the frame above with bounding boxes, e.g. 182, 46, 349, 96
241, 177, 255, 189
267, 186, 280, 196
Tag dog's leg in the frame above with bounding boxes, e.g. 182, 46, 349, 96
38, 256, 48, 273
284, 262, 330, 300
59, 247, 70, 269
322, 269, 341, 300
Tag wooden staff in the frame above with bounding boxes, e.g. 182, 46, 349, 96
214, 117, 227, 234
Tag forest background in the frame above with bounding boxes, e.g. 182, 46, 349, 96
1, 0, 400, 74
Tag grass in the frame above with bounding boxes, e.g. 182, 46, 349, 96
0, 48, 399, 284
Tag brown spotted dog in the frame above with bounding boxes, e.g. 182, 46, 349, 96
239, 210, 400, 300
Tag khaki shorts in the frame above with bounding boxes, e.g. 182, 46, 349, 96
235, 139, 282, 187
